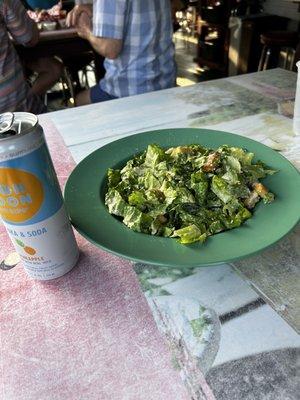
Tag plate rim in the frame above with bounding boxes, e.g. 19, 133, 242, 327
65, 128, 300, 267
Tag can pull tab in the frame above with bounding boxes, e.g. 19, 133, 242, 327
0, 112, 15, 135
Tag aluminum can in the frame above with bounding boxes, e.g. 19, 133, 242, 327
0, 112, 79, 280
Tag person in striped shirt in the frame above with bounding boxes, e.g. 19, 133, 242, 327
66, 0, 176, 106
0, 0, 62, 113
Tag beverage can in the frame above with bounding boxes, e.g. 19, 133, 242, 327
0, 112, 79, 280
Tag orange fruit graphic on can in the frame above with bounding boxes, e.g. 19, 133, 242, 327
15, 239, 37, 255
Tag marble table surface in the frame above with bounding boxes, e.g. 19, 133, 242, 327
1, 68, 299, 400
49, 68, 300, 334
47, 68, 300, 399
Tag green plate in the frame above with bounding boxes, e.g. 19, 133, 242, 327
64, 128, 300, 267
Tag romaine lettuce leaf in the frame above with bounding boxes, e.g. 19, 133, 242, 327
123, 206, 152, 233
173, 224, 207, 244
128, 191, 147, 210
107, 168, 121, 187
105, 189, 127, 217
190, 171, 208, 204
227, 147, 254, 165
145, 144, 166, 167
211, 176, 233, 204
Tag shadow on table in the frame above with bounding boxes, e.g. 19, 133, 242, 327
206, 348, 299, 400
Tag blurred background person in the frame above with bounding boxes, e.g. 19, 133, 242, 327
66, 0, 176, 106
0, 0, 62, 113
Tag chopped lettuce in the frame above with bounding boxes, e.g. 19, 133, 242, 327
107, 168, 121, 187
105, 143, 276, 246
123, 206, 153, 233
172, 224, 207, 244
211, 176, 233, 204
105, 189, 127, 217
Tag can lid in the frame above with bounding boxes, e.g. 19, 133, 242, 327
0, 112, 14, 135
0, 112, 38, 140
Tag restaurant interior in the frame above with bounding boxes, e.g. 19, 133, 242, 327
12, 0, 300, 111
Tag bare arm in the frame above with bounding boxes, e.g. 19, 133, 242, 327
66, 5, 122, 59
78, 12, 122, 59
86, 30, 122, 59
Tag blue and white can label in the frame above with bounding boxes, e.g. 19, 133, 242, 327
0, 113, 79, 280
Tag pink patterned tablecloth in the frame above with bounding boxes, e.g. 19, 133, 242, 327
0, 117, 191, 400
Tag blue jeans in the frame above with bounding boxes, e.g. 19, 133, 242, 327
90, 85, 117, 103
